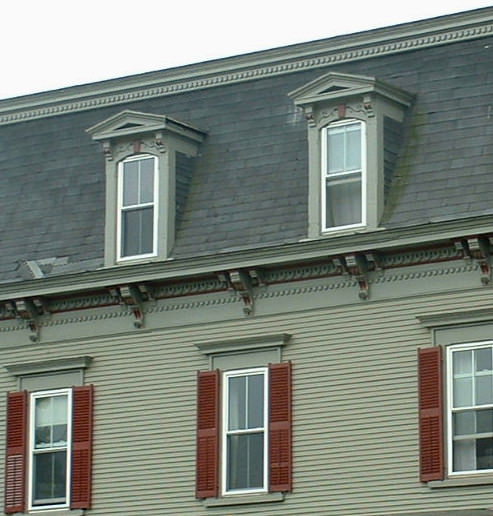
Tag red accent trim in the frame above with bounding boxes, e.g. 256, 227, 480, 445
269, 362, 292, 492
5, 391, 27, 514
70, 385, 94, 509
133, 141, 141, 153
338, 104, 346, 118
196, 370, 220, 498
418, 347, 444, 482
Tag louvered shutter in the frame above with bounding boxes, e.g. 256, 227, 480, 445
71, 385, 94, 509
269, 361, 292, 492
5, 391, 27, 514
418, 347, 444, 482
196, 370, 219, 498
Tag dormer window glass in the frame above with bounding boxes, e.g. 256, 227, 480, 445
322, 119, 366, 230
118, 155, 158, 260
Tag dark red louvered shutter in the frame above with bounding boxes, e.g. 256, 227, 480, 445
418, 347, 444, 482
269, 361, 292, 492
196, 370, 219, 498
5, 391, 27, 514
71, 385, 94, 509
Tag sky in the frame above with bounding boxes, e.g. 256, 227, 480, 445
1, 0, 492, 100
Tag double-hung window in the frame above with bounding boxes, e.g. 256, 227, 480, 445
448, 342, 493, 474
223, 368, 268, 494
322, 119, 366, 230
30, 390, 71, 508
117, 154, 158, 260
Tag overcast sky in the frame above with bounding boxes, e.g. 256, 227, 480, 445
1, 1, 492, 100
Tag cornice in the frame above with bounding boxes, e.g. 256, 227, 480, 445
0, 8, 492, 126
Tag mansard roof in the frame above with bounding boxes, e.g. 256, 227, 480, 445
1, 7, 493, 287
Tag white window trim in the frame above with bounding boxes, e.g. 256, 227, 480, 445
447, 341, 493, 477
28, 388, 72, 511
116, 154, 159, 262
221, 367, 269, 496
320, 118, 367, 233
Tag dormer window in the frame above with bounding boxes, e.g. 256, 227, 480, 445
118, 154, 158, 260
323, 119, 366, 230
87, 110, 205, 266
289, 72, 413, 238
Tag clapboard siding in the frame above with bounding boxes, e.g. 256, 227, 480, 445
2, 287, 493, 514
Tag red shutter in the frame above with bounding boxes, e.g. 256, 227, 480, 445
4, 391, 27, 514
196, 370, 219, 499
269, 361, 292, 492
71, 385, 94, 509
418, 347, 444, 482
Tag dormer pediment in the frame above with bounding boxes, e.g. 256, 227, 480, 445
86, 109, 205, 143
289, 72, 413, 109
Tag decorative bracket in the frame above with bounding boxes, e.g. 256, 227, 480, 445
102, 140, 113, 161
333, 253, 378, 300
12, 298, 46, 342
113, 284, 149, 328
455, 236, 492, 285
221, 269, 263, 315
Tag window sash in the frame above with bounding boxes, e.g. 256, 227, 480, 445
117, 154, 158, 261
321, 119, 366, 231
448, 342, 493, 475
222, 368, 268, 495
29, 389, 72, 510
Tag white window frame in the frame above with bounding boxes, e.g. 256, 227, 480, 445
116, 154, 159, 262
321, 118, 367, 232
447, 341, 493, 476
28, 388, 72, 511
221, 367, 268, 496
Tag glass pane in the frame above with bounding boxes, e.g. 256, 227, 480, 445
227, 433, 264, 490
35, 396, 67, 448
345, 124, 361, 171
121, 207, 154, 257
453, 350, 472, 376
477, 408, 493, 434
476, 348, 493, 372
122, 161, 139, 207
326, 175, 362, 228
453, 439, 475, 471
33, 451, 67, 504
476, 375, 493, 405
454, 411, 475, 436
327, 128, 344, 173
247, 374, 264, 429
477, 437, 493, 470
139, 158, 155, 204
454, 376, 472, 408
228, 376, 246, 431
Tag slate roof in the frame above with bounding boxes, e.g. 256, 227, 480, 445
1, 8, 493, 284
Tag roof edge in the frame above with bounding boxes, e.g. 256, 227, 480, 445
1, 7, 492, 126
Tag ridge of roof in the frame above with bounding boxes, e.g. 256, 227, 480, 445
1, 7, 492, 126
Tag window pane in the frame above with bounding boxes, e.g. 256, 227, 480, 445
326, 175, 362, 228
345, 124, 361, 171
327, 128, 344, 173
122, 160, 139, 207
453, 410, 475, 436
228, 376, 246, 431
227, 433, 264, 490
121, 207, 154, 257
477, 438, 493, 470
454, 377, 472, 408
476, 375, 493, 405
453, 439, 476, 471
35, 396, 67, 448
33, 451, 67, 504
453, 350, 472, 375
477, 408, 493, 433
247, 374, 264, 429
476, 348, 493, 372
140, 158, 155, 204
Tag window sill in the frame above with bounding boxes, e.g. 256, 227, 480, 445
428, 475, 493, 488
203, 492, 284, 507
28, 511, 85, 516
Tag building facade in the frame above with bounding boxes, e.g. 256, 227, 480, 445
1, 7, 493, 516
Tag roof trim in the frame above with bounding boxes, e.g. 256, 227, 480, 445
0, 8, 492, 126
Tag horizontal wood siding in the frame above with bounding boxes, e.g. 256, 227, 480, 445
1, 288, 493, 514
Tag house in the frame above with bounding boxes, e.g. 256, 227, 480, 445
2, 6, 493, 516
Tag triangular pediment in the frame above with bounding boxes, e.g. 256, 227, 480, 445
288, 72, 413, 108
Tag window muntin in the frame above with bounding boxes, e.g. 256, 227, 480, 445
29, 389, 72, 509
117, 154, 158, 261
448, 343, 493, 474
222, 368, 268, 494
321, 119, 366, 231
